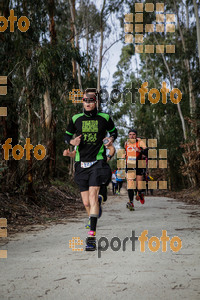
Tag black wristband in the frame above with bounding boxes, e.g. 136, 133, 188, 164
107, 154, 112, 159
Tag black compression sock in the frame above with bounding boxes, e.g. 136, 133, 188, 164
90, 215, 98, 232
128, 189, 134, 202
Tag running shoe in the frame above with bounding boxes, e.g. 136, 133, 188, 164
85, 218, 91, 229
129, 202, 135, 211
139, 193, 145, 204
85, 236, 96, 251
98, 195, 103, 218
135, 194, 140, 201
87, 230, 96, 236
126, 202, 134, 210
100, 194, 105, 203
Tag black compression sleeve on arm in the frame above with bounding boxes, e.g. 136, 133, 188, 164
64, 133, 72, 145
110, 128, 118, 141
107, 116, 118, 141
65, 117, 76, 144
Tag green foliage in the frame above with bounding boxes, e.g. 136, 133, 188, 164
111, 0, 200, 190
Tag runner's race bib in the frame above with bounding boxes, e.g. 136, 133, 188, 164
81, 161, 97, 168
128, 157, 136, 161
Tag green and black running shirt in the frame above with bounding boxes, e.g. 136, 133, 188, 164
65, 111, 117, 162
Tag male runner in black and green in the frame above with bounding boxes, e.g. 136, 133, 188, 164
65, 89, 117, 251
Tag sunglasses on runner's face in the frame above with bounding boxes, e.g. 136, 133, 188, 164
82, 97, 96, 103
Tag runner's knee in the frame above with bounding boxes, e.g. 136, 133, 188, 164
83, 200, 90, 207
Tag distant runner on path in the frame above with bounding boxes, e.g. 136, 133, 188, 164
115, 168, 124, 195
125, 129, 148, 211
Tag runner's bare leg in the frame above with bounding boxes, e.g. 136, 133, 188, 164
89, 186, 100, 215
81, 191, 90, 216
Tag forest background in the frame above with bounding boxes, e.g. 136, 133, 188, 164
0, 0, 199, 227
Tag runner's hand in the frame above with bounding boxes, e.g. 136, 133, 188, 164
63, 149, 76, 158
103, 137, 113, 147
134, 146, 141, 152
63, 149, 70, 156
70, 135, 82, 146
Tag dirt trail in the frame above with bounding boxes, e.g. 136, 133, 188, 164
0, 187, 200, 299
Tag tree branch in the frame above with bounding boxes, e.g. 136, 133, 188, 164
102, 37, 123, 58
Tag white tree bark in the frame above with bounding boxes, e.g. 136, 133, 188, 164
193, 0, 200, 67
97, 0, 106, 92
69, 0, 82, 90
43, 88, 52, 129
153, 34, 187, 141
174, 0, 196, 116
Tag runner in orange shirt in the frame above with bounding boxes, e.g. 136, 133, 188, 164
125, 129, 148, 210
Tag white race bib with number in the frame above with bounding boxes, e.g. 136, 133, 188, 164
81, 161, 97, 168
128, 157, 136, 161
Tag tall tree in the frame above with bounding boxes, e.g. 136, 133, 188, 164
97, 0, 106, 91
69, 0, 82, 90
193, 0, 200, 67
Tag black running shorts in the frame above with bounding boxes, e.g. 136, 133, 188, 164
126, 167, 144, 176
74, 160, 112, 192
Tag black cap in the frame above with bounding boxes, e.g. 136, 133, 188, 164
128, 129, 137, 135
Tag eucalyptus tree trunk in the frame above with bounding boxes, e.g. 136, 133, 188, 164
69, 0, 82, 90
44, 0, 57, 179
70, 0, 76, 88
97, 0, 106, 91
193, 0, 200, 67
153, 34, 187, 141
192, 0, 200, 154
86, 19, 90, 80
173, 0, 196, 117
174, 0, 199, 184
0, 0, 21, 191
153, 33, 194, 186
26, 93, 34, 195
43, 89, 52, 129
